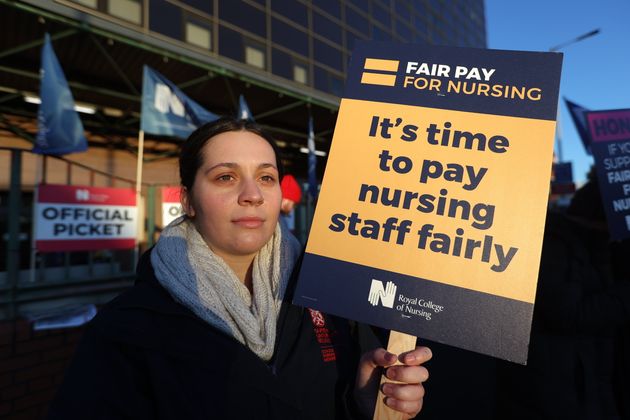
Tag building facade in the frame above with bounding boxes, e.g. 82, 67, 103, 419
0, 4, 485, 415
57, 0, 486, 98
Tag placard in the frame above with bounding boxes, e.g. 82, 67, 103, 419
294, 41, 562, 364
162, 186, 184, 227
35, 185, 137, 252
586, 109, 630, 240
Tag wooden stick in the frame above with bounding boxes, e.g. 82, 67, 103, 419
373, 330, 418, 420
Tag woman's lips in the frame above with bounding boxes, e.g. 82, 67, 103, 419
233, 217, 264, 228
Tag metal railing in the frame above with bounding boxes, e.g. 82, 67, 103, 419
0, 147, 151, 319
0, 146, 315, 320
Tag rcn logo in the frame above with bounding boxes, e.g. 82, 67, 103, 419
368, 279, 397, 308
361, 58, 400, 87
154, 83, 185, 117
75, 189, 90, 201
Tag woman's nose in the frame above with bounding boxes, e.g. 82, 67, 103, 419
238, 178, 264, 206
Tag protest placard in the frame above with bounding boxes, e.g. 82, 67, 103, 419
162, 186, 183, 227
586, 109, 630, 240
35, 185, 137, 252
294, 41, 562, 365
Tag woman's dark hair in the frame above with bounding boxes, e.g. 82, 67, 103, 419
179, 116, 284, 191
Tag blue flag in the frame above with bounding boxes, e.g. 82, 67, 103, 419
307, 116, 318, 199
564, 98, 592, 155
33, 33, 88, 155
140, 66, 218, 138
237, 94, 254, 121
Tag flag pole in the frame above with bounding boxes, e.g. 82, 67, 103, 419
134, 129, 145, 266
29, 155, 43, 283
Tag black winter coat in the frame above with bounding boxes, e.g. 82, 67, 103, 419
497, 212, 630, 419
48, 251, 362, 420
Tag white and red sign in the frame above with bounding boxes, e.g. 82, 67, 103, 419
35, 185, 137, 252
162, 186, 183, 227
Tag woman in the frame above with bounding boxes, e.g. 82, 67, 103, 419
48, 117, 430, 419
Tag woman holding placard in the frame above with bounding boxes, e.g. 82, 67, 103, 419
48, 116, 431, 420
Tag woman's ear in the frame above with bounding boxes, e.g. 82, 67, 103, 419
180, 187, 195, 218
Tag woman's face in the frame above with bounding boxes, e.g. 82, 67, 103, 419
182, 130, 282, 261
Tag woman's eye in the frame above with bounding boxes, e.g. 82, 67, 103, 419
217, 174, 234, 182
260, 175, 276, 183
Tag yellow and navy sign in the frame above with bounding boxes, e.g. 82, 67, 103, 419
361, 58, 400, 86
294, 41, 563, 364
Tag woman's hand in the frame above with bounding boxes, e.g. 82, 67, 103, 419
354, 346, 431, 419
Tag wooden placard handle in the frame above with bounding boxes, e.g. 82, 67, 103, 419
372, 330, 418, 420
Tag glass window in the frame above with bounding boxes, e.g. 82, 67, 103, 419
345, 29, 367, 51
371, 25, 391, 41
185, 21, 211, 50
395, 21, 412, 42
414, 15, 428, 38
271, 1, 307, 27
150, 1, 182, 39
272, 48, 292, 79
429, 0, 442, 13
107, 0, 142, 24
314, 66, 343, 96
372, 2, 390, 28
271, 17, 308, 54
293, 63, 307, 84
316, 0, 340, 18
314, 66, 328, 92
330, 74, 344, 96
219, 0, 266, 37
219, 25, 243, 61
245, 44, 265, 69
345, 6, 369, 35
313, 11, 342, 45
413, 1, 428, 16
394, 1, 411, 24
435, 16, 446, 37
181, 0, 213, 15
71, 0, 97, 8
313, 40, 342, 71
272, 48, 309, 84
347, 0, 368, 12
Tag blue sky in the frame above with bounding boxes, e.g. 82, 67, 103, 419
485, 0, 630, 185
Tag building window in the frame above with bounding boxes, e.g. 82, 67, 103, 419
271, 17, 309, 54
293, 64, 307, 84
185, 21, 211, 50
71, 0, 98, 8
245, 44, 265, 69
107, 0, 142, 24
314, 39, 343, 71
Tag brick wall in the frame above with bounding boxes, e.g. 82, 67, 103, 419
0, 320, 85, 420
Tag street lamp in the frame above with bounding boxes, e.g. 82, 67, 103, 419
549, 28, 600, 162
549, 29, 600, 52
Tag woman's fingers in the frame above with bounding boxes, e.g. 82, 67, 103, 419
384, 395, 424, 417
385, 364, 429, 384
399, 346, 433, 366
382, 382, 426, 401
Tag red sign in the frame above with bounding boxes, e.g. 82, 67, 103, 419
35, 185, 138, 252
161, 186, 183, 226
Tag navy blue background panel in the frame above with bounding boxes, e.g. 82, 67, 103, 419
294, 253, 533, 364
345, 41, 563, 121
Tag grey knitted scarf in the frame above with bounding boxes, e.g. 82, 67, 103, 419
151, 217, 301, 361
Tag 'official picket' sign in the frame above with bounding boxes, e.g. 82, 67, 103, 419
35, 185, 137, 252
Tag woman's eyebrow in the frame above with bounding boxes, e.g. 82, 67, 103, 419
204, 162, 236, 175
258, 163, 278, 170
204, 162, 277, 175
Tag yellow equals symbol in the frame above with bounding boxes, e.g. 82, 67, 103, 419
361, 58, 400, 86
